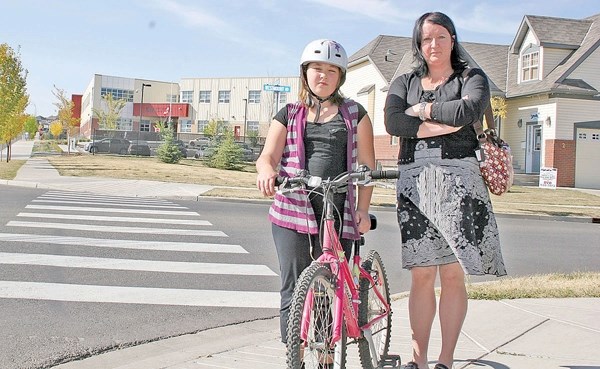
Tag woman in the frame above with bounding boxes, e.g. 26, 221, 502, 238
256, 39, 376, 346
384, 13, 507, 369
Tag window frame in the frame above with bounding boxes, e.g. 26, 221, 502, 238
218, 90, 230, 103
199, 90, 211, 103
520, 48, 539, 82
181, 91, 193, 103
248, 90, 261, 104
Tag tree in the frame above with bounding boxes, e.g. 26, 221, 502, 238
23, 115, 37, 139
156, 125, 182, 164
247, 130, 259, 146
491, 96, 507, 120
203, 118, 229, 143
49, 120, 63, 138
208, 129, 243, 170
52, 86, 80, 153
0, 43, 29, 162
92, 92, 126, 132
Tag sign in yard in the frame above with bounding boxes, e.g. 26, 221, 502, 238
539, 167, 558, 189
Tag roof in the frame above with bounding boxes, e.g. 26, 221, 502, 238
349, 35, 508, 94
507, 13, 600, 98
349, 13, 600, 100
511, 15, 592, 52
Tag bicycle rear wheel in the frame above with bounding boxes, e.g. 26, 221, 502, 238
286, 262, 347, 369
358, 250, 392, 369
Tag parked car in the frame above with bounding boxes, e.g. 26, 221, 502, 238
235, 142, 258, 161
194, 142, 257, 161
193, 144, 216, 159
173, 140, 188, 158
86, 138, 131, 154
128, 141, 151, 156
188, 137, 211, 147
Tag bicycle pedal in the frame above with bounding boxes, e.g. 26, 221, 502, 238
377, 354, 401, 368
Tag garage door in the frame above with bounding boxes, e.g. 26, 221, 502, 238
575, 128, 600, 189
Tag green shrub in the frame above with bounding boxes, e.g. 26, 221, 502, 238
208, 132, 243, 170
156, 127, 182, 164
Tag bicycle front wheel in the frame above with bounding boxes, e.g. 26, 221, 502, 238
358, 250, 392, 369
286, 262, 347, 369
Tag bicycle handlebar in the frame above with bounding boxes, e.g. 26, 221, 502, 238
275, 167, 399, 189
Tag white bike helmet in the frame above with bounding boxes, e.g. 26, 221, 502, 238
300, 39, 348, 72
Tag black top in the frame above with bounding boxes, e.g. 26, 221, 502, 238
274, 102, 367, 222
384, 68, 490, 164
273, 103, 367, 180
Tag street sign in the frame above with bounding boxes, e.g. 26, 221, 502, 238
263, 84, 291, 93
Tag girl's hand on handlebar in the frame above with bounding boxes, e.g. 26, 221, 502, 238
355, 209, 371, 234
256, 170, 277, 197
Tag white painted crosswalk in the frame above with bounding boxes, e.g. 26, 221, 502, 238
0, 252, 277, 275
17, 212, 212, 226
0, 190, 280, 309
0, 281, 280, 308
0, 233, 247, 253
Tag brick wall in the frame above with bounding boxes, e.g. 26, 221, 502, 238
544, 139, 575, 187
374, 135, 397, 167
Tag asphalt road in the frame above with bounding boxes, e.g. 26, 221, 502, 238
0, 186, 598, 368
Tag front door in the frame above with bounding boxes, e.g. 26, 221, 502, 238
526, 123, 542, 173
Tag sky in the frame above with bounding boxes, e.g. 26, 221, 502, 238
1, 0, 599, 117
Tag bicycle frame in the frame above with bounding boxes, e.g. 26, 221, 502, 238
299, 181, 391, 348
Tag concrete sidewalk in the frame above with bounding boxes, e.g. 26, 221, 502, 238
1, 139, 214, 200
52, 297, 600, 369
2, 139, 600, 369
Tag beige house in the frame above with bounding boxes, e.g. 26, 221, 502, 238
343, 13, 600, 189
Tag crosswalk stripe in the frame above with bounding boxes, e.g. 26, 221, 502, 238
32, 199, 186, 209
17, 212, 212, 226
0, 252, 277, 276
7, 221, 227, 237
0, 281, 280, 308
42, 192, 173, 204
0, 233, 247, 253
26, 204, 200, 216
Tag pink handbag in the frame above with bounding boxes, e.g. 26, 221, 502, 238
474, 106, 514, 196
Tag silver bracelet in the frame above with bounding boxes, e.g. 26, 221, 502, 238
418, 102, 427, 121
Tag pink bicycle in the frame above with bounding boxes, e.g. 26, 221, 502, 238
278, 166, 401, 369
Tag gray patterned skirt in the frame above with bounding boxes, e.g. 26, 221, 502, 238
396, 148, 507, 276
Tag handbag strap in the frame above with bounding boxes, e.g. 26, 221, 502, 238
461, 68, 494, 143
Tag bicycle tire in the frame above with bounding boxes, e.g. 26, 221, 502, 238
286, 262, 347, 369
358, 250, 392, 369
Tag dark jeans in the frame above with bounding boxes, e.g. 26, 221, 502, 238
272, 223, 352, 343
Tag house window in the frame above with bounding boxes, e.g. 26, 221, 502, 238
248, 90, 261, 104
247, 121, 259, 131
199, 90, 211, 103
116, 118, 133, 131
390, 136, 399, 145
218, 90, 230, 103
181, 91, 193, 103
100, 88, 134, 102
592, 133, 599, 141
140, 120, 151, 132
279, 93, 287, 105
166, 94, 178, 103
180, 120, 192, 133
521, 51, 539, 82
578, 133, 587, 140
197, 120, 209, 133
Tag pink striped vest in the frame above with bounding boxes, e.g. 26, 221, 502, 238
268, 99, 360, 240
